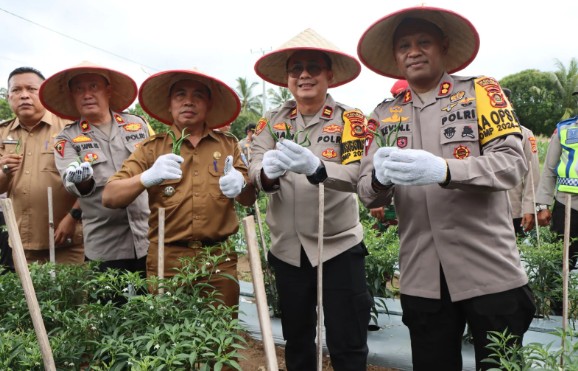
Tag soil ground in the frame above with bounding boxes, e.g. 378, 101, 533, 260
236, 254, 399, 371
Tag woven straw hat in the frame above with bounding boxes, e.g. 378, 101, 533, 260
254, 28, 361, 88
39, 61, 137, 120
138, 69, 241, 128
358, 6, 479, 79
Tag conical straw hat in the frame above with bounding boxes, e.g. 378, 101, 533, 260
255, 28, 361, 88
39, 61, 137, 120
139, 69, 241, 129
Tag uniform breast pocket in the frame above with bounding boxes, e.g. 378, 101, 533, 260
440, 123, 481, 160
40, 150, 58, 173
79, 150, 108, 185
208, 165, 227, 200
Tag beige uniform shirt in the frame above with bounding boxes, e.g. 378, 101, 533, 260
249, 95, 364, 267
536, 122, 578, 209
508, 126, 540, 218
0, 111, 82, 250
54, 112, 149, 261
358, 74, 528, 301
108, 125, 251, 246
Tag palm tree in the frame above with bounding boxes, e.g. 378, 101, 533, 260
550, 58, 578, 120
235, 77, 262, 117
268, 87, 293, 108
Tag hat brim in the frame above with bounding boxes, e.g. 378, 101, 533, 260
39, 65, 137, 120
255, 47, 361, 88
138, 70, 241, 128
358, 6, 479, 79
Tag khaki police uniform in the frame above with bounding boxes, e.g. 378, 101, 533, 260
508, 126, 540, 226
108, 125, 252, 309
0, 111, 83, 263
359, 74, 530, 302
53, 111, 149, 262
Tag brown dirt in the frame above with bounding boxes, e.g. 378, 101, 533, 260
236, 254, 399, 371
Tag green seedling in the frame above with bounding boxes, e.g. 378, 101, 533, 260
15, 138, 21, 154
369, 118, 402, 147
168, 128, 189, 155
267, 122, 311, 147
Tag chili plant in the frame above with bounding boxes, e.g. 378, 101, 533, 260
267, 122, 311, 147
168, 127, 189, 155
368, 118, 402, 148
15, 138, 21, 154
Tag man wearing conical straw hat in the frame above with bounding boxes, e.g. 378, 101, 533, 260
102, 69, 256, 315
357, 6, 535, 370
249, 28, 371, 370
40, 61, 150, 279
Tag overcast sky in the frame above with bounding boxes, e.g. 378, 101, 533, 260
1, 0, 575, 114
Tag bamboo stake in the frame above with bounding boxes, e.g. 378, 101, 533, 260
242, 215, 278, 371
158, 207, 165, 295
316, 183, 325, 371
561, 194, 570, 368
47, 187, 55, 279
0, 198, 55, 370
528, 167, 540, 247
254, 199, 269, 260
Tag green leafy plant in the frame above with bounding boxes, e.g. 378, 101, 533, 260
266, 122, 310, 147
368, 118, 402, 148
168, 128, 189, 155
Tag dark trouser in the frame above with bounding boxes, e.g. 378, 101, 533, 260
512, 218, 524, 237
401, 269, 536, 371
0, 212, 14, 274
86, 255, 147, 305
551, 200, 578, 269
268, 243, 372, 371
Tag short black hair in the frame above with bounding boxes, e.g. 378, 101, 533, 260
502, 87, 512, 100
245, 123, 256, 133
8, 67, 45, 87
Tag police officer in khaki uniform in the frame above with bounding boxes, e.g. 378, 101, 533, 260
102, 69, 255, 312
357, 7, 535, 370
0, 67, 83, 265
39, 61, 149, 275
249, 29, 371, 371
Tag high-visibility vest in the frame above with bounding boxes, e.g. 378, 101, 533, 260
556, 116, 578, 193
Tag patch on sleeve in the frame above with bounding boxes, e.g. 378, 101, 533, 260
340, 109, 365, 164
365, 119, 378, 156
255, 117, 268, 136
475, 77, 521, 146
54, 139, 66, 157
529, 136, 537, 153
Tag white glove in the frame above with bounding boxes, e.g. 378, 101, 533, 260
382, 149, 448, 186
373, 147, 399, 186
65, 161, 94, 184
140, 153, 184, 188
276, 139, 320, 176
219, 155, 245, 198
262, 150, 288, 179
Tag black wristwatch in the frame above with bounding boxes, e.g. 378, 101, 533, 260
306, 164, 328, 185
69, 208, 82, 221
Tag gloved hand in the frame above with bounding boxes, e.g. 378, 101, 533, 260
219, 155, 245, 198
276, 139, 320, 176
65, 161, 94, 184
382, 148, 448, 186
373, 147, 399, 186
262, 150, 288, 179
140, 153, 184, 188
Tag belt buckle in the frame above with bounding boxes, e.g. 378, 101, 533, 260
188, 240, 202, 249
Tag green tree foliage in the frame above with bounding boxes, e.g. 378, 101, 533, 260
235, 77, 262, 116
0, 88, 14, 122
550, 58, 578, 120
267, 86, 293, 108
128, 103, 168, 134
500, 70, 563, 135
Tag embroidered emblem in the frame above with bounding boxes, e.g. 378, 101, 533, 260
441, 103, 458, 112
460, 97, 475, 106
453, 145, 470, 159
365, 119, 378, 156
382, 106, 409, 123
323, 124, 342, 133
54, 140, 66, 157
529, 136, 537, 153
444, 127, 456, 139
402, 90, 412, 103
124, 123, 142, 132
343, 110, 366, 138
461, 126, 475, 139
114, 114, 125, 124
322, 148, 337, 159
438, 81, 452, 96
273, 122, 292, 131
322, 106, 333, 118
397, 136, 408, 148
450, 91, 465, 102
72, 135, 92, 143
290, 108, 298, 118
255, 118, 268, 136
80, 121, 90, 132
84, 153, 98, 162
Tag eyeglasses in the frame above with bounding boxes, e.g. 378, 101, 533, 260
286, 63, 327, 78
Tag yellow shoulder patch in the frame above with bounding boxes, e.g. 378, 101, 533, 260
341, 109, 366, 165
475, 77, 521, 145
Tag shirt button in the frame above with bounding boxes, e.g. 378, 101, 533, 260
194, 171, 199, 176
194, 193, 199, 197
27, 152, 32, 156
25, 170, 30, 174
